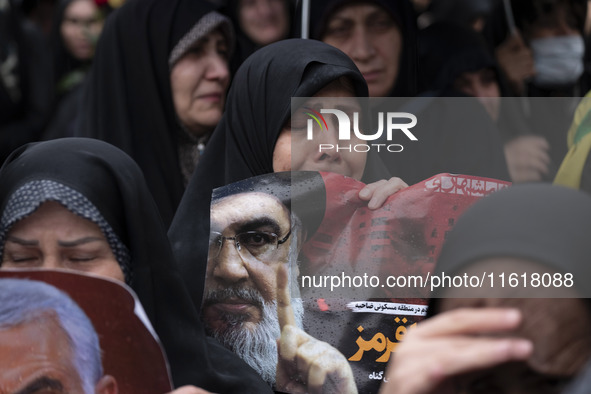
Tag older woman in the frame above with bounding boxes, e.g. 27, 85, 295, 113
0, 138, 272, 393
78, 0, 234, 226
307, 0, 419, 97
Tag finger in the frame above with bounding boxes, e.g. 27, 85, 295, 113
382, 337, 532, 394
409, 308, 522, 338
367, 177, 408, 210
297, 340, 329, 394
515, 168, 544, 182
524, 156, 550, 175
279, 324, 311, 366
513, 152, 549, 174
306, 347, 356, 394
358, 180, 387, 200
278, 325, 315, 392
515, 148, 550, 172
509, 31, 527, 49
276, 262, 296, 330
426, 338, 532, 378
529, 149, 551, 167
527, 135, 550, 151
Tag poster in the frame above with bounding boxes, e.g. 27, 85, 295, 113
0, 269, 173, 394
204, 171, 509, 393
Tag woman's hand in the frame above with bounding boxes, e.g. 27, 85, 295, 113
359, 177, 408, 210
378, 308, 533, 394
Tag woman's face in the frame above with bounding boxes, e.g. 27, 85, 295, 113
453, 68, 501, 121
1, 201, 124, 282
322, 3, 402, 97
239, 0, 289, 46
272, 81, 367, 180
170, 30, 230, 138
60, 0, 103, 60
524, 4, 580, 40
437, 257, 591, 393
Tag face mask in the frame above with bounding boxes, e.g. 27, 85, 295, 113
530, 35, 585, 88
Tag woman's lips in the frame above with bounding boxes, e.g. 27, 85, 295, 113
198, 92, 223, 102
362, 70, 382, 83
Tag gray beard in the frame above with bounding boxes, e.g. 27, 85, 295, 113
203, 287, 304, 386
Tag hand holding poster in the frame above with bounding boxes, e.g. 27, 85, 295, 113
204, 171, 510, 393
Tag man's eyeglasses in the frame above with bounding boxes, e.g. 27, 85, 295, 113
209, 230, 291, 263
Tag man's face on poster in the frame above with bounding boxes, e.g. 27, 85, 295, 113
203, 192, 292, 332
202, 191, 303, 385
0, 312, 88, 393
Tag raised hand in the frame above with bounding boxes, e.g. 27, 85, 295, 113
379, 308, 533, 394
275, 264, 358, 394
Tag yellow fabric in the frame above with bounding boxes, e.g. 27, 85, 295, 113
554, 91, 591, 188
567, 91, 591, 148
555, 132, 591, 189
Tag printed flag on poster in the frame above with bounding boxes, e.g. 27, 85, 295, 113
298, 172, 510, 393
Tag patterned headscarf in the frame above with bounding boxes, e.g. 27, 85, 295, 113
0, 179, 132, 283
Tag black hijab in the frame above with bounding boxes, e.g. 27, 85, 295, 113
305, 0, 419, 97
418, 22, 499, 94
0, 138, 272, 393
222, 0, 296, 72
169, 38, 389, 309
0, 0, 53, 164
50, 0, 101, 100
431, 183, 591, 305
78, 0, 229, 227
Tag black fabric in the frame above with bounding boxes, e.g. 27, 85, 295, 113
43, 0, 96, 141
169, 38, 390, 310
427, 0, 495, 29
418, 22, 498, 94
375, 95, 511, 184
50, 0, 91, 100
484, 0, 587, 48
0, 138, 272, 393
0, 0, 53, 164
222, 0, 296, 73
431, 183, 591, 303
483, 0, 588, 96
42, 80, 84, 139
212, 171, 328, 241
77, 0, 220, 227
481, 0, 587, 179
389, 22, 509, 184
304, 0, 419, 97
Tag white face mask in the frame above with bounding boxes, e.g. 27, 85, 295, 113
530, 35, 585, 88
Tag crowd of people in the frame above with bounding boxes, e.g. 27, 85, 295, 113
2, 0, 591, 392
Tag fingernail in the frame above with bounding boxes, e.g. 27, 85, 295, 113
505, 309, 521, 324
359, 188, 370, 198
511, 340, 533, 357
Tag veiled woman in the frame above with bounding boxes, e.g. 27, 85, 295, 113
78, 0, 234, 226
0, 138, 272, 393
